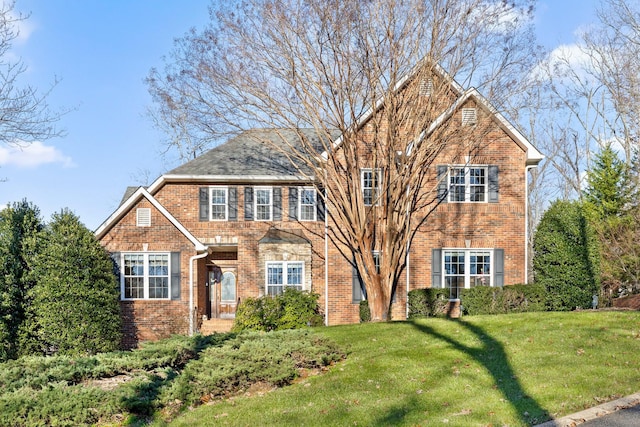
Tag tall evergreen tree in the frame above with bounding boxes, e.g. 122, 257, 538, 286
27, 210, 122, 356
583, 144, 629, 220
0, 200, 42, 361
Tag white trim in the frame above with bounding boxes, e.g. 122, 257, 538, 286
447, 165, 489, 203
265, 260, 306, 296
120, 252, 171, 300
361, 168, 382, 206
208, 186, 229, 221
298, 187, 317, 222
254, 186, 273, 221
442, 248, 494, 298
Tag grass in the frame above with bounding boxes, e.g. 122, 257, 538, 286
166, 311, 640, 426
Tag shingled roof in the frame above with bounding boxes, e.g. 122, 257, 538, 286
167, 128, 335, 178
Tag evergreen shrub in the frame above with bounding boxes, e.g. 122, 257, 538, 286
233, 288, 322, 332
407, 288, 449, 318
460, 284, 547, 315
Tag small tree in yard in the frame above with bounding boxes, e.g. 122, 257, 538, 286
147, 0, 540, 321
533, 200, 600, 311
25, 210, 121, 356
0, 200, 42, 361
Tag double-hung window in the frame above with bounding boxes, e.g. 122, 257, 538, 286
299, 187, 317, 221
255, 187, 273, 221
443, 249, 492, 299
361, 168, 381, 206
122, 253, 170, 300
209, 187, 228, 220
266, 261, 304, 296
448, 166, 487, 202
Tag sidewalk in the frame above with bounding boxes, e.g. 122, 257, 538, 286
535, 392, 640, 427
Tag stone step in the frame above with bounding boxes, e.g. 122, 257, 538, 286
200, 318, 234, 335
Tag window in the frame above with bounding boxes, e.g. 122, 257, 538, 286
299, 187, 317, 221
462, 108, 477, 126
361, 168, 381, 206
122, 253, 170, 299
136, 208, 151, 227
443, 249, 492, 299
210, 187, 228, 220
255, 187, 273, 221
266, 261, 304, 296
448, 166, 487, 202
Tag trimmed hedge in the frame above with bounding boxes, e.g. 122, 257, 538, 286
232, 288, 323, 332
460, 284, 547, 315
407, 288, 450, 318
408, 285, 547, 318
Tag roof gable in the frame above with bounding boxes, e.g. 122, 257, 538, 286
323, 62, 543, 165
95, 187, 206, 251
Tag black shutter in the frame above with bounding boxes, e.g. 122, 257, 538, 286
352, 263, 365, 303
289, 187, 298, 220
244, 187, 254, 220
228, 187, 237, 221
436, 166, 448, 202
432, 249, 442, 288
488, 165, 499, 203
493, 249, 504, 287
199, 188, 209, 221
273, 187, 282, 220
110, 252, 122, 298
171, 252, 181, 300
316, 187, 325, 222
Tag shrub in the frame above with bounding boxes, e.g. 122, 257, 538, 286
460, 284, 547, 315
359, 300, 371, 322
533, 200, 600, 311
164, 330, 345, 406
407, 288, 449, 318
233, 288, 322, 332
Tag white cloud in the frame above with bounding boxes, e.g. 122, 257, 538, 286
0, 141, 75, 168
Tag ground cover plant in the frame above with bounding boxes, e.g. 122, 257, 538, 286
170, 311, 640, 427
0, 330, 344, 426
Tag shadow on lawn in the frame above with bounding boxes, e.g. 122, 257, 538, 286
409, 319, 550, 426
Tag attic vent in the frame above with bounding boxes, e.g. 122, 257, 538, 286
137, 208, 151, 227
462, 108, 477, 126
419, 78, 433, 97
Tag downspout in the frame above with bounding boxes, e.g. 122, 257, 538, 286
324, 183, 329, 326
189, 250, 209, 336
524, 165, 537, 284
405, 183, 411, 319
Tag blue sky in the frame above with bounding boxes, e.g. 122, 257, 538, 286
0, 0, 601, 230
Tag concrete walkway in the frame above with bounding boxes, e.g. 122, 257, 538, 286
535, 392, 640, 427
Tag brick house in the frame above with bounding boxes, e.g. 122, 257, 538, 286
96, 66, 543, 348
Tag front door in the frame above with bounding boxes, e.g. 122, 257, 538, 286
209, 267, 237, 318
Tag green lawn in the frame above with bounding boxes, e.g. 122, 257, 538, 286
167, 311, 640, 426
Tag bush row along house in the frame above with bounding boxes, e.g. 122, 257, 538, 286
96, 64, 543, 348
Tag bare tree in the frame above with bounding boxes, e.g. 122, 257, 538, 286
531, 0, 640, 202
0, 1, 64, 148
147, 0, 539, 321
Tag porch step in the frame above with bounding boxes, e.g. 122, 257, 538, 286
200, 318, 234, 335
